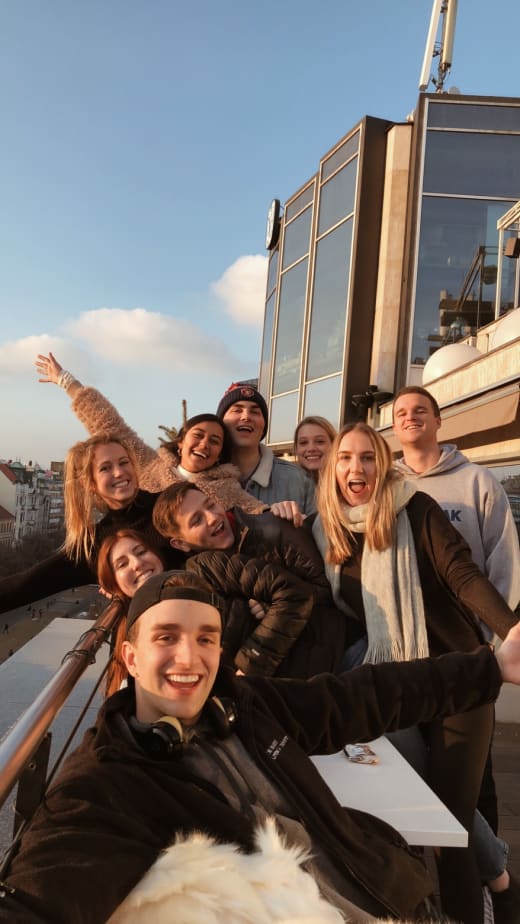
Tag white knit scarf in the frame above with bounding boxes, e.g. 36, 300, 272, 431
313, 480, 429, 664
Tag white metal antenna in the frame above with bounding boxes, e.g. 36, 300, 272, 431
418, 0, 458, 93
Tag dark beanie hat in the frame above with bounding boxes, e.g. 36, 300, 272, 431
127, 571, 225, 633
216, 382, 269, 440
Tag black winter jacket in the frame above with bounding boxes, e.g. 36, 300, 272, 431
185, 551, 313, 676
232, 508, 332, 602
198, 508, 347, 676
0, 648, 502, 924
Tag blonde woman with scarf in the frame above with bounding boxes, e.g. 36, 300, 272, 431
312, 422, 518, 924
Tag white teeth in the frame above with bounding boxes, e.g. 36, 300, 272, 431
167, 674, 199, 684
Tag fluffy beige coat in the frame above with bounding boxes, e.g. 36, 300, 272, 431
72, 385, 267, 512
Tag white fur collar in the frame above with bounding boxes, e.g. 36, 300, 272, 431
107, 818, 434, 923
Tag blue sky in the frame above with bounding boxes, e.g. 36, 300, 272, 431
2, 0, 520, 467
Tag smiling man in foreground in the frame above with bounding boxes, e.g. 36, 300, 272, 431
2, 570, 520, 924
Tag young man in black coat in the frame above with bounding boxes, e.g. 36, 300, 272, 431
2, 568, 520, 924
153, 481, 346, 675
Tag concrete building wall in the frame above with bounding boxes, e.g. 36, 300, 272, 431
370, 123, 413, 395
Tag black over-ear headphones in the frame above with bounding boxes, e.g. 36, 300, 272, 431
130, 696, 238, 760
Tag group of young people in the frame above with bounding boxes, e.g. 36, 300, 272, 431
0, 353, 519, 923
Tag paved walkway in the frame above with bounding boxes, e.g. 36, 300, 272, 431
0, 586, 105, 665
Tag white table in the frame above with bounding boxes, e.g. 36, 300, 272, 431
311, 737, 468, 847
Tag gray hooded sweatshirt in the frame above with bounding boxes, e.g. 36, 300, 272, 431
394, 444, 520, 622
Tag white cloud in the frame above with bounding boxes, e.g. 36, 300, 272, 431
0, 251, 266, 383
211, 254, 268, 326
0, 334, 98, 382
0, 334, 72, 378
65, 307, 241, 373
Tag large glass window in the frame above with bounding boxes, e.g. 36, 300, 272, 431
423, 132, 520, 198
306, 219, 352, 380
259, 291, 276, 398
285, 183, 314, 222
303, 375, 342, 428
318, 158, 357, 236
272, 259, 308, 395
268, 392, 299, 444
322, 132, 359, 181
412, 197, 515, 365
266, 248, 278, 297
428, 103, 520, 131
282, 207, 312, 270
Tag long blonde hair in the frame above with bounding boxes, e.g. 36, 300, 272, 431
64, 433, 138, 564
316, 422, 401, 564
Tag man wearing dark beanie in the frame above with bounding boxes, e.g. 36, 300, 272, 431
5, 568, 520, 923
217, 382, 315, 515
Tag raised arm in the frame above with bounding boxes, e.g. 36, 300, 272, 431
36, 351, 82, 399
420, 495, 518, 639
35, 352, 158, 473
0, 550, 94, 615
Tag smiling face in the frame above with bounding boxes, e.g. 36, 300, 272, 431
91, 443, 138, 509
170, 490, 235, 553
392, 393, 441, 451
122, 599, 222, 725
178, 421, 225, 473
295, 423, 333, 474
222, 401, 265, 449
335, 430, 377, 507
109, 536, 164, 598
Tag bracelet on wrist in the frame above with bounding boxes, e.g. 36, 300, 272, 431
57, 370, 75, 392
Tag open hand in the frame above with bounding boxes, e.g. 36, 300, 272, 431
270, 500, 306, 528
35, 352, 62, 385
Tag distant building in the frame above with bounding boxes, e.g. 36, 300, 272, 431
0, 463, 18, 521
0, 504, 15, 546
0, 459, 64, 545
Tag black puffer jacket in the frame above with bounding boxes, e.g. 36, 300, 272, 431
185, 551, 313, 676
232, 509, 331, 600
229, 508, 347, 676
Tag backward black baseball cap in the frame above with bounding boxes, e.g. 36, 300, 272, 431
126, 571, 225, 633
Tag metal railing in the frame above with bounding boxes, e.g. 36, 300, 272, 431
0, 598, 124, 812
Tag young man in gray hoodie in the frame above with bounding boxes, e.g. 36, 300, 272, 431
392, 386, 520, 620
392, 385, 520, 923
